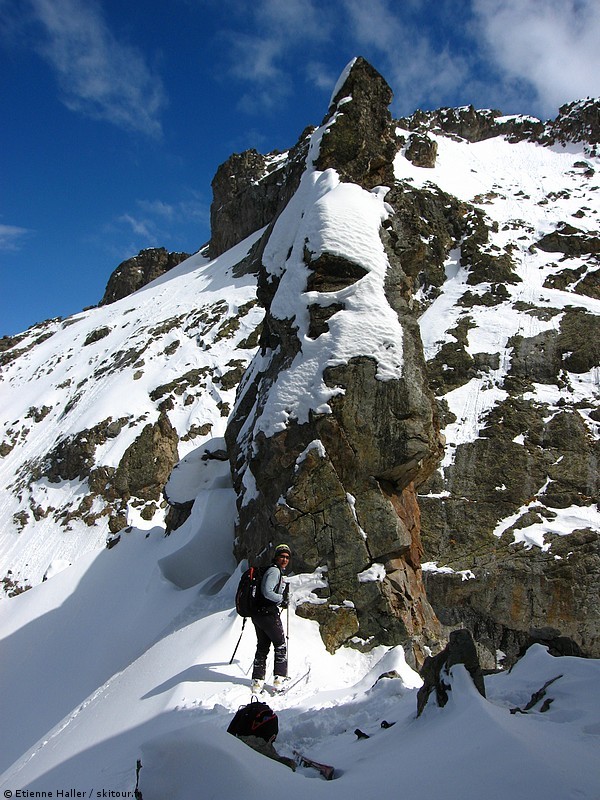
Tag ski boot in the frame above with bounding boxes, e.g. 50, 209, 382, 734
273, 675, 290, 692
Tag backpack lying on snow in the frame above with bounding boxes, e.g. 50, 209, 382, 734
227, 697, 278, 742
234, 565, 264, 617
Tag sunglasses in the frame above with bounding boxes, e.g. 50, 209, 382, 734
277, 553, 290, 560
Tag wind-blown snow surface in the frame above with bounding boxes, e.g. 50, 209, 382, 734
0, 511, 598, 799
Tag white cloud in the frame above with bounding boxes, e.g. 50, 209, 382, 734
472, 0, 600, 114
136, 200, 176, 221
253, 0, 330, 43
211, 0, 599, 122
118, 214, 154, 240
0, 224, 31, 251
115, 194, 208, 249
306, 61, 338, 93
219, 0, 333, 113
27, 0, 166, 136
227, 31, 286, 84
340, 0, 469, 112
341, 0, 402, 53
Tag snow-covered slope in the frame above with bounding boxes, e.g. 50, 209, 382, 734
397, 131, 600, 544
0, 231, 264, 588
0, 506, 598, 799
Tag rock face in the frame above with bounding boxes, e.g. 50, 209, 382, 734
225, 58, 444, 665
416, 628, 485, 716
14, 412, 180, 535
220, 61, 599, 666
209, 134, 312, 259
404, 134, 438, 168
397, 97, 600, 146
315, 57, 398, 188
396, 100, 600, 666
100, 248, 192, 305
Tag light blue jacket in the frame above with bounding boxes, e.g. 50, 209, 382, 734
261, 565, 286, 605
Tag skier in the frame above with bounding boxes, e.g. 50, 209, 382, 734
250, 543, 291, 693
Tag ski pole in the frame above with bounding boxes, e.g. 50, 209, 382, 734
286, 603, 290, 667
229, 617, 247, 665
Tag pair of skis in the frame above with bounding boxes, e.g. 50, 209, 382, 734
293, 717, 395, 779
252, 666, 311, 696
293, 750, 335, 780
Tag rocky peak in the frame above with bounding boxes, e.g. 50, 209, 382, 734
208, 57, 400, 261
397, 97, 600, 149
209, 129, 314, 259
397, 104, 545, 143
315, 56, 398, 188
545, 97, 600, 146
398, 105, 505, 142
216, 59, 600, 667
100, 247, 192, 306
224, 57, 444, 665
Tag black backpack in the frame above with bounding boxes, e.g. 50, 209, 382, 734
227, 697, 278, 742
234, 565, 264, 617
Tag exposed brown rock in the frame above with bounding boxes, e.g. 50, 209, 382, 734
225, 57, 443, 665
404, 133, 438, 168
417, 629, 485, 716
100, 248, 192, 306
209, 131, 313, 259
112, 412, 179, 502
315, 56, 398, 189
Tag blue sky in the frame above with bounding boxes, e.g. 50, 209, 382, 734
1, 0, 599, 336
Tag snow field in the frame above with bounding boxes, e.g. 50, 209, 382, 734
0, 499, 598, 799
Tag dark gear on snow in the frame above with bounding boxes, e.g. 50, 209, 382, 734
227, 697, 296, 771
227, 697, 278, 742
234, 565, 265, 618
229, 564, 266, 665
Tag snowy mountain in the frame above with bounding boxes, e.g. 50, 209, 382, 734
0, 233, 264, 589
0, 57, 599, 797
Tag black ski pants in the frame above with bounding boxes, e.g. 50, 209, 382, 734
251, 607, 287, 680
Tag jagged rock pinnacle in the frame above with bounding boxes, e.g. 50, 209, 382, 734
315, 56, 398, 188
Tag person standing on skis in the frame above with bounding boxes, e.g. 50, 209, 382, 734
251, 543, 291, 693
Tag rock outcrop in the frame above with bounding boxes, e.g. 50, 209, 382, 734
416, 628, 485, 716
315, 57, 398, 188
100, 247, 192, 305
209, 134, 312, 259
397, 97, 600, 148
219, 61, 599, 666
225, 58, 444, 665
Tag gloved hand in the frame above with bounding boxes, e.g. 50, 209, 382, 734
281, 582, 290, 609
